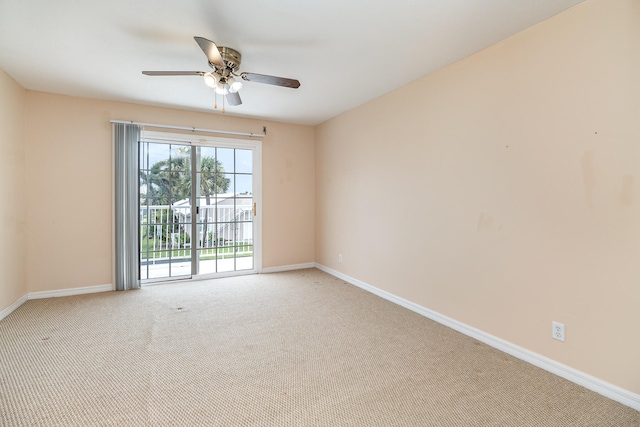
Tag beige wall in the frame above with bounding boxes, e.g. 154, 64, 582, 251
316, 0, 640, 394
0, 70, 27, 310
261, 122, 315, 267
24, 92, 315, 293
2, 0, 638, 399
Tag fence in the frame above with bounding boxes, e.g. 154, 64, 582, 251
140, 204, 253, 262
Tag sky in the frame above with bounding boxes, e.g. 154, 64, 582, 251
140, 141, 254, 197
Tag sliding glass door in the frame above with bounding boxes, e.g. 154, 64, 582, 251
195, 145, 255, 275
138, 132, 260, 282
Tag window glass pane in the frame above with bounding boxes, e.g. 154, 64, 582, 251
147, 237, 166, 251
169, 227, 190, 248
200, 146, 216, 158
170, 171, 191, 202
199, 224, 216, 247
235, 220, 253, 244
172, 206, 191, 225
169, 254, 191, 277
217, 222, 235, 246
198, 206, 215, 224
236, 149, 252, 173
219, 173, 232, 196
146, 172, 172, 205
148, 265, 166, 279
236, 254, 253, 271
217, 239, 235, 272
220, 174, 235, 195
236, 201, 253, 226
236, 174, 252, 196
170, 146, 191, 171
217, 258, 234, 273
199, 257, 217, 275
147, 142, 171, 167
199, 154, 228, 196
217, 148, 234, 173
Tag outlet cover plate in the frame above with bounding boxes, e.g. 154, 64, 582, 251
552, 321, 565, 342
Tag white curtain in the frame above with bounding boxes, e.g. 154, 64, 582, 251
114, 123, 141, 291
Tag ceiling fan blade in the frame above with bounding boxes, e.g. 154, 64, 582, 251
241, 72, 300, 89
226, 91, 242, 106
142, 71, 205, 76
194, 37, 225, 68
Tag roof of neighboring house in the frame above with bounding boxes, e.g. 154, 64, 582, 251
172, 195, 253, 208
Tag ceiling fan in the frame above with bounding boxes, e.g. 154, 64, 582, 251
142, 36, 301, 109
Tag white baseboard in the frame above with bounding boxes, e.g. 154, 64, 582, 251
0, 294, 28, 322
314, 263, 640, 411
28, 283, 114, 300
261, 262, 315, 274
0, 283, 114, 322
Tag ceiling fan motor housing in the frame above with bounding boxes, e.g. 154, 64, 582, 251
213, 47, 241, 74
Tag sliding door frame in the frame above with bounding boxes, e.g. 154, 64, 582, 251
139, 130, 262, 283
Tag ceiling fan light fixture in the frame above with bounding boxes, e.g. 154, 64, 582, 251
229, 78, 243, 93
203, 72, 218, 88
215, 82, 229, 95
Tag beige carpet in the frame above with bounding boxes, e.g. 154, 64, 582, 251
1, 268, 638, 426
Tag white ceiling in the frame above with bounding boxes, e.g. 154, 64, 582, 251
0, 0, 584, 126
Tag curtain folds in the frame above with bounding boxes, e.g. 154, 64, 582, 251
114, 123, 141, 291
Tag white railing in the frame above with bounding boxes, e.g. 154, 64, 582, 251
140, 204, 253, 261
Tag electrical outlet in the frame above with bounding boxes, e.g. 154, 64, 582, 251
552, 321, 565, 342
338, 253, 343, 263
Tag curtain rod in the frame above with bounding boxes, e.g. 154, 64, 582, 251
110, 120, 266, 138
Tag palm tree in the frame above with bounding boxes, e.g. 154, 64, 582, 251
143, 155, 230, 244
143, 155, 229, 204
199, 156, 230, 205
